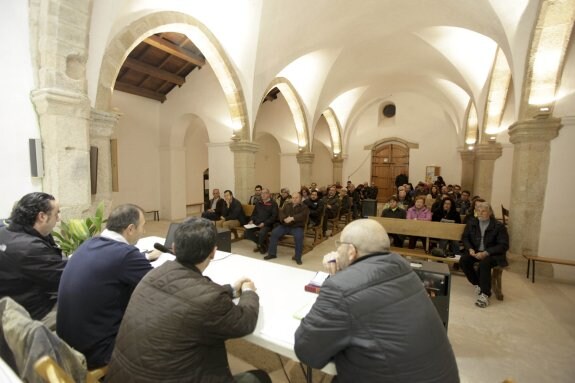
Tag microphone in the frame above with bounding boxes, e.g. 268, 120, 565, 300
154, 243, 174, 255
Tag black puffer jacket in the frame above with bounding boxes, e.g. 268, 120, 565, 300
295, 252, 459, 383
106, 260, 259, 383
0, 224, 65, 320
462, 217, 509, 267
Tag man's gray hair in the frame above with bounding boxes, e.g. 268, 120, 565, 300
340, 219, 390, 256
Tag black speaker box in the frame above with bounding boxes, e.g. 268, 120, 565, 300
216, 228, 231, 253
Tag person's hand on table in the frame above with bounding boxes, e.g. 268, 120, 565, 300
233, 278, 256, 297
146, 249, 162, 261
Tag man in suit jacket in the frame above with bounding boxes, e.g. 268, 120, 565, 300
216, 190, 247, 230
201, 189, 225, 221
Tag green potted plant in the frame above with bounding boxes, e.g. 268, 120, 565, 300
53, 202, 105, 256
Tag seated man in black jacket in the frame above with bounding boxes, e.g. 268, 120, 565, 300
216, 190, 246, 231
304, 189, 323, 227
0, 192, 65, 329
201, 188, 225, 221
460, 201, 509, 308
244, 188, 278, 254
380, 195, 406, 247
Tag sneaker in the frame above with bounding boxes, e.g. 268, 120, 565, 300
474, 285, 481, 295
475, 293, 489, 308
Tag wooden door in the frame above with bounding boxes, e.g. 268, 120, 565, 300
371, 143, 409, 202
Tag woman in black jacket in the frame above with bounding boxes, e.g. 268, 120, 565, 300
432, 198, 461, 256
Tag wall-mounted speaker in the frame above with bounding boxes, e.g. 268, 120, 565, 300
29, 138, 44, 177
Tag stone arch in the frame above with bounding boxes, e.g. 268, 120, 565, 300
95, 11, 249, 140
364, 137, 419, 151
263, 77, 310, 151
321, 108, 343, 157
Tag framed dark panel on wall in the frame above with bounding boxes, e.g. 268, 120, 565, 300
90, 146, 98, 195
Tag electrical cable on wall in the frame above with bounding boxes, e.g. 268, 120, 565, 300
347, 150, 372, 181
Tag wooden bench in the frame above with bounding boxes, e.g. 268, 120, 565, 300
523, 252, 575, 283
370, 217, 505, 300
145, 210, 159, 221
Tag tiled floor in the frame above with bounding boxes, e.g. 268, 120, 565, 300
144, 220, 575, 383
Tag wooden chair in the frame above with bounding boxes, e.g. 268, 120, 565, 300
501, 205, 509, 226
338, 196, 352, 228
325, 205, 342, 236
34, 355, 108, 383
305, 208, 325, 245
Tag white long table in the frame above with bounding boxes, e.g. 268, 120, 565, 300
136, 236, 337, 376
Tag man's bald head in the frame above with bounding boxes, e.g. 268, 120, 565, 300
340, 219, 390, 257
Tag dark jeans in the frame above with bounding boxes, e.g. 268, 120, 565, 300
235, 369, 272, 383
408, 236, 427, 250
323, 210, 337, 233
389, 234, 404, 247
459, 253, 498, 296
202, 211, 220, 221
244, 226, 272, 248
268, 225, 304, 260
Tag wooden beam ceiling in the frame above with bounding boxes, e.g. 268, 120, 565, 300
123, 58, 185, 86
144, 36, 206, 67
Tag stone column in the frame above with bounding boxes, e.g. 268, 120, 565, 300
90, 109, 120, 213
297, 152, 315, 187
459, 149, 475, 193
472, 142, 502, 202
31, 88, 92, 219
332, 157, 344, 185
229, 141, 259, 203
508, 118, 562, 254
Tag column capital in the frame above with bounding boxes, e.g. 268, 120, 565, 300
31, 88, 90, 116
474, 143, 502, 161
331, 157, 344, 165
508, 118, 562, 144
458, 148, 475, 162
229, 140, 259, 153
296, 152, 315, 164
90, 108, 120, 138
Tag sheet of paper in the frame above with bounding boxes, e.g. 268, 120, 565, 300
309, 271, 330, 287
243, 223, 257, 229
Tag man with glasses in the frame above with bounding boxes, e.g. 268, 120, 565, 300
244, 188, 278, 254
295, 219, 459, 382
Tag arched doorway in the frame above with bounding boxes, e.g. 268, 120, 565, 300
371, 142, 410, 202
